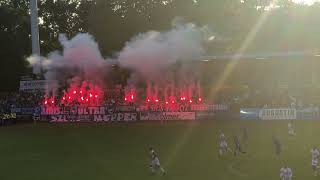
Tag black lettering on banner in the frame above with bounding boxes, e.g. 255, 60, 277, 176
131, 113, 137, 121
42, 106, 136, 122
110, 113, 117, 121
260, 108, 297, 120
117, 113, 124, 121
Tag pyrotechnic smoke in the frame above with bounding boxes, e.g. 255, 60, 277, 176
117, 20, 208, 78
27, 33, 110, 96
116, 19, 210, 100
27, 19, 212, 103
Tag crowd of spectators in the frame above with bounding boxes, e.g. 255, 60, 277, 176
0, 91, 44, 112
0, 87, 318, 115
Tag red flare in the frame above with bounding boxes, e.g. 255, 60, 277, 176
62, 97, 66, 100
73, 90, 77, 94
89, 93, 93, 98
198, 97, 202, 102
155, 99, 159, 103
51, 100, 55, 104
189, 100, 193, 103
125, 97, 127, 101
147, 99, 150, 103
131, 95, 134, 100
171, 100, 175, 104
81, 97, 84, 101
44, 100, 48, 105
95, 95, 98, 98
165, 101, 169, 104
68, 96, 71, 100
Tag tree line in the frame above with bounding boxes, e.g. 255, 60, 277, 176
1, 0, 320, 91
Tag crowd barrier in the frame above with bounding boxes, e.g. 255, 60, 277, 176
240, 107, 320, 120
10, 107, 40, 121
5, 104, 231, 122
0, 113, 16, 126
39, 104, 229, 122
6, 105, 320, 122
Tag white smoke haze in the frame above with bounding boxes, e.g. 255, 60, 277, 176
28, 33, 111, 96
27, 19, 212, 101
115, 20, 210, 99
116, 22, 208, 78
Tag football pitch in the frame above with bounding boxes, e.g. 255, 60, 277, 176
0, 120, 319, 180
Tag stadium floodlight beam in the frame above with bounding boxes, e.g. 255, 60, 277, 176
30, 0, 40, 56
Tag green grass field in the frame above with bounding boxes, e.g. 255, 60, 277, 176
0, 120, 319, 180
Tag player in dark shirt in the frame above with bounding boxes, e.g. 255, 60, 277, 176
149, 147, 166, 175
234, 135, 245, 156
272, 136, 282, 157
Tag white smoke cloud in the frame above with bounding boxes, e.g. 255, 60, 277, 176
27, 33, 110, 94
117, 21, 209, 79
115, 20, 210, 99
27, 19, 211, 100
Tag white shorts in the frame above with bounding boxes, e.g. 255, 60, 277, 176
150, 158, 161, 168
220, 141, 228, 149
312, 159, 318, 168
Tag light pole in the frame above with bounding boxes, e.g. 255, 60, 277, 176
30, 0, 40, 56
30, 0, 41, 126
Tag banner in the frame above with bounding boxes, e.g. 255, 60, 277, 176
240, 108, 260, 120
10, 107, 40, 121
41, 106, 115, 115
259, 108, 297, 120
140, 112, 195, 121
196, 111, 215, 120
297, 107, 320, 120
191, 104, 228, 111
138, 104, 191, 112
11, 107, 37, 115
1, 113, 16, 120
41, 106, 137, 122
50, 112, 138, 122
115, 106, 136, 112
241, 107, 320, 120
19, 80, 58, 92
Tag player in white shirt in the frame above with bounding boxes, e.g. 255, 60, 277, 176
288, 122, 295, 136
311, 146, 320, 176
149, 147, 166, 175
218, 130, 230, 156
280, 165, 293, 180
